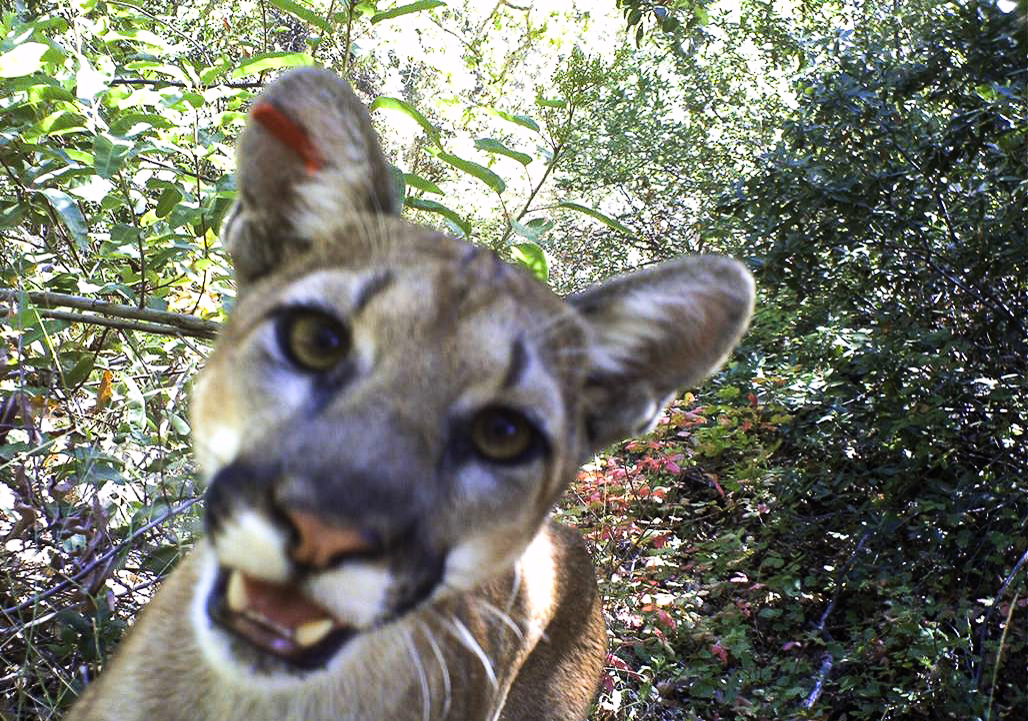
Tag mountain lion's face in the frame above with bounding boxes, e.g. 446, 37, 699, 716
183, 67, 753, 687
189, 229, 593, 678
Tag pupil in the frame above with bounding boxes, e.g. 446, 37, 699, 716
493, 418, 516, 439
313, 324, 341, 352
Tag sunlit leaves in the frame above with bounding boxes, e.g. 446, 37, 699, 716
39, 189, 88, 248
510, 217, 553, 242
370, 95, 442, 146
267, 0, 332, 33
405, 196, 470, 237
0, 42, 50, 77
474, 138, 532, 166
230, 51, 314, 78
403, 172, 443, 195
434, 151, 506, 194
491, 109, 541, 133
510, 241, 548, 282
556, 201, 634, 237
371, 0, 446, 24
93, 134, 134, 179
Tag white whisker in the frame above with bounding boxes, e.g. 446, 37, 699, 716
505, 564, 523, 615
403, 626, 432, 721
446, 615, 498, 690
418, 619, 452, 720
472, 598, 525, 642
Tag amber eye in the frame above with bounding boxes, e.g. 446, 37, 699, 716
278, 310, 350, 372
469, 407, 538, 463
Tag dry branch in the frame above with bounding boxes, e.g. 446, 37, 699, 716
0, 289, 220, 340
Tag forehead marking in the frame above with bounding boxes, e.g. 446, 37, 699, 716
501, 337, 529, 391
353, 269, 395, 315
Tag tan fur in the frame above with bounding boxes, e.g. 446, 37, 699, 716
66, 68, 753, 721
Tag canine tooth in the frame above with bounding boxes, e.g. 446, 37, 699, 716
294, 618, 334, 647
226, 571, 247, 612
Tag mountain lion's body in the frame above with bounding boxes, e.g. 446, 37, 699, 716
66, 68, 753, 721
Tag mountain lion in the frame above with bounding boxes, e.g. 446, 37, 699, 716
66, 67, 753, 721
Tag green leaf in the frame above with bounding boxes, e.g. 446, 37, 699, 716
93, 134, 134, 179
268, 0, 332, 32
22, 110, 87, 140
405, 197, 471, 237
436, 151, 506, 194
510, 217, 553, 242
230, 52, 315, 78
370, 96, 441, 146
536, 95, 566, 108
474, 138, 532, 166
492, 109, 541, 133
155, 188, 183, 218
65, 356, 95, 389
557, 201, 635, 237
403, 172, 444, 195
372, 0, 445, 24
40, 189, 89, 249
169, 413, 190, 436
103, 28, 171, 51
0, 42, 50, 78
68, 176, 114, 204
122, 373, 147, 434
510, 241, 548, 283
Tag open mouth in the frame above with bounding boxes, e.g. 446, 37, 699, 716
207, 568, 357, 670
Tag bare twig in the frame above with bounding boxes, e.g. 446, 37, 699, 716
800, 528, 875, 710
29, 309, 217, 340
109, 77, 263, 90
0, 498, 200, 623
0, 289, 220, 339
974, 546, 1028, 688
341, 0, 356, 75
985, 590, 1020, 721
803, 653, 834, 709
499, 142, 564, 245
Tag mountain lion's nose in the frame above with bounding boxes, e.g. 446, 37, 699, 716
285, 510, 379, 568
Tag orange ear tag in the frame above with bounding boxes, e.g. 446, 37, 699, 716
252, 100, 325, 173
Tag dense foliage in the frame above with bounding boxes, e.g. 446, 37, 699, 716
708, 1, 1027, 716
0, 0, 1023, 719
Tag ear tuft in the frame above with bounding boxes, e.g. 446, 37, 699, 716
569, 256, 754, 451
223, 67, 395, 290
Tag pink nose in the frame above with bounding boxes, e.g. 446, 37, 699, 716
284, 510, 375, 568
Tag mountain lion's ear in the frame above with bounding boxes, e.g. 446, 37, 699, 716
223, 67, 395, 289
569, 256, 755, 453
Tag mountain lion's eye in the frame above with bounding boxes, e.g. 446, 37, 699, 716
469, 407, 537, 463
278, 310, 350, 372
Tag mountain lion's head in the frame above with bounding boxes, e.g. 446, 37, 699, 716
187, 67, 754, 686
